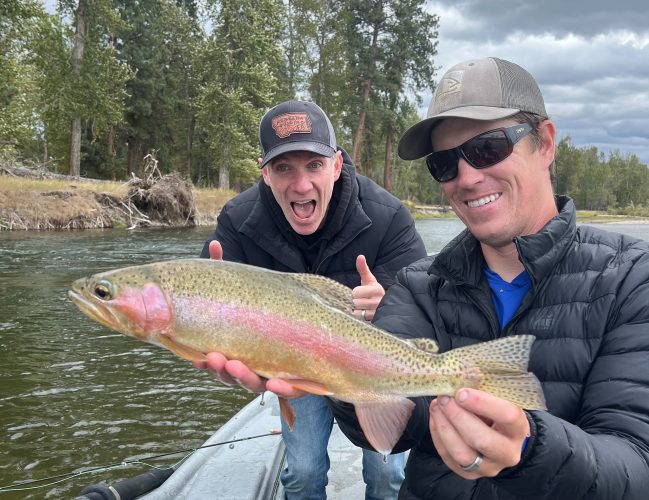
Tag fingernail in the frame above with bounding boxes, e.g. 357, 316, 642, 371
456, 390, 468, 403
439, 396, 450, 406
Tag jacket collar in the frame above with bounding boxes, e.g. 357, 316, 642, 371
432, 195, 576, 287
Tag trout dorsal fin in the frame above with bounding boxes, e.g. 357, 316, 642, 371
289, 273, 354, 314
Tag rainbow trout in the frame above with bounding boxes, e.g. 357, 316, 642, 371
69, 259, 546, 454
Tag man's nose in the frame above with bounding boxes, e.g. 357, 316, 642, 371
292, 169, 312, 192
454, 157, 485, 185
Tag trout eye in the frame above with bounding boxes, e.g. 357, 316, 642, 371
93, 280, 115, 301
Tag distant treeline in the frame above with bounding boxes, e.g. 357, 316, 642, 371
554, 137, 649, 213
2, 1, 647, 210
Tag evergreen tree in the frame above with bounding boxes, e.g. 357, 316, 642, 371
340, 0, 438, 178
194, 0, 285, 190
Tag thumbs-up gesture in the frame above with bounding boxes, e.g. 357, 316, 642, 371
208, 240, 224, 260
352, 255, 385, 322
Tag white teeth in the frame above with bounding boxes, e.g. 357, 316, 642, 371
467, 193, 500, 208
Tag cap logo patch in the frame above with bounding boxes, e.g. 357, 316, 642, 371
437, 70, 464, 99
272, 112, 312, 139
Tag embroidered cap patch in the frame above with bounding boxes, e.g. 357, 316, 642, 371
272, 112, 312, 139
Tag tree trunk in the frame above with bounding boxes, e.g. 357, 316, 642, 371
383, 126, 393, 192
218, 165, 230, 191
68, 0, 87, 177
352, 10, 380, 170
127, 138, 142, 177
108, 126, 116, 157
69, 118, 82, 176
352, 79, 371, 170
186, 115, 194, 180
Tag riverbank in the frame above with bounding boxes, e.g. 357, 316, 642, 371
0, 167, 235, 230
1, 167, 648, 230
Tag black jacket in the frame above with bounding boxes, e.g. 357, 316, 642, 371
200, 154, 427, 289
329, 196, 649, 499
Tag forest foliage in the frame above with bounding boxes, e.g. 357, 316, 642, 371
1, 0, 648, 210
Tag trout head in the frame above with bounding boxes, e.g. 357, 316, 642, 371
68, 273, 173, 342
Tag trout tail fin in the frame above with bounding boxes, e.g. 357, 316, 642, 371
452, 335, 546, 410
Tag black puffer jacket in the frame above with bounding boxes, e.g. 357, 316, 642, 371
329, 196, 649, 499
200, 153, 426, 289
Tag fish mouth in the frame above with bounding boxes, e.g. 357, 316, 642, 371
69, 279, 134, 335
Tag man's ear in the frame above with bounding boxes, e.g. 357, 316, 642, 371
261, 164, 271, 186
538, 120, 556, 170
333, 150, 343, 181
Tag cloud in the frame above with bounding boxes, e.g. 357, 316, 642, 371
423, 0, 649, 165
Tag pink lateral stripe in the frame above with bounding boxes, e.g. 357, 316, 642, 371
174, 295, 398, 376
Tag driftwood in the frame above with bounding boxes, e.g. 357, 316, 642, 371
124, 151, 196, 228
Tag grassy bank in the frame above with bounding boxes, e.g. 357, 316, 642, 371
2, 173, 648, 231
0, 174, 235, 230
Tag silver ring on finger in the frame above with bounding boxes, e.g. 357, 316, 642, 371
459, 453, 483, 472
361, 309, 367, 321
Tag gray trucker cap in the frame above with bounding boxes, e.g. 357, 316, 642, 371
398, 57, 547, 160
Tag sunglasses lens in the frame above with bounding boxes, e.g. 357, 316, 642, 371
425, 124, 530, 182
427, 150, 459, 182
462, 130, 512, 169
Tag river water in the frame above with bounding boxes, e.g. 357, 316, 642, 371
1, 219, 647, 498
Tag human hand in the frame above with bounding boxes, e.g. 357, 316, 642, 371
208, 240, 223, 260
193, 353, 306, 399
429, 388, 531, 479
352, 255, 385, 322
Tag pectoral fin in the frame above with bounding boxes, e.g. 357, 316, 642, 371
354, 397, 416, 455
286, 379, 334, 396
158, 336, 207, 362
279, 397, 296, 431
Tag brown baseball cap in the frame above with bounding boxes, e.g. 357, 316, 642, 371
398, 57, 547, 160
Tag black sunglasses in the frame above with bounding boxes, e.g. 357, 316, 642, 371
426, 123, 534, 182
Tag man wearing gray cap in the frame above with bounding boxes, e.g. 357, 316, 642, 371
323, 57, 649, 498
197, 100, 426, 499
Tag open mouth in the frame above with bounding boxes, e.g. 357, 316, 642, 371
467, 193, 501, 208
291, 200, 316, 219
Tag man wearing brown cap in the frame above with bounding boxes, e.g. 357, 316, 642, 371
197, 100, 426, 499
206, 59, 649, 498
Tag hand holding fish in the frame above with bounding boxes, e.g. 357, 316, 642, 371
195, 352, 306, 399
352, 255, 384, 322
429, 388, 531, 479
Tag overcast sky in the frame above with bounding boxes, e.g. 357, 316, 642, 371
423, 0, 649, 165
